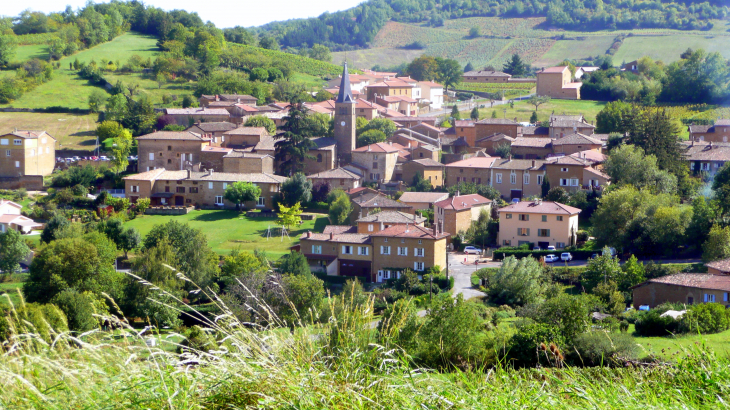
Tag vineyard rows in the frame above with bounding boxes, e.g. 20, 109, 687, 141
11, 33, 60, 46
226, 43, 345, 77
460, 82, 535, 92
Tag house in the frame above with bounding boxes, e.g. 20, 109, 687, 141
0, 199, 42, 234
688, 120, 730, 143
199, 94, 257, 107
706, 258, 730, 275
488, 158, 546, 199
683, 141, 730, 175
326, 73, 371, 92
230, 103, 261, 124
376, 95, 419, 116
356, 210, 425, 234
551, 133, 603, 155
536, 66, 582, 100
632, 273, 730, 308
510, 137, 553, 159
354, 98, 381, 120
544, 156, 609, 192
418, 81, 444, 110
307, 167, 362, 191
397, 192, 449, 211
444, 156, 496, 187
370, 224, 448, 282
221, 151, 275, 174
497, 200, 580, 248
463, 70, 513, 83
401, 158, 444, 188
393, 117, 438, 128
0, 130, 56, 188
549, 116, 596, 139
521, 126, 550, 138
351, 142, 401, 183
221, 127, 270, 149
476, 133, 515, 156
163, 107, 230, 126
622, 61, 639, 73
123, 169, 285, 209
475, 118, 522, 139
350, 190, 413, 218
434, 194, 492, 240
366, 77, 416, 101
299, 229, 373, 280
408, 143, 439, 162
136, 131, 207, 172
574, 66, 599, 79
187, 122, 238, 145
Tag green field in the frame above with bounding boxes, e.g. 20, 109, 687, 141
474, 99, 607, 124
0, 112, 99, 152
613, 34, 730, 64
12, 45, 49, 63
0, 33, 159, 110
534, 36, 616, 66
124, 210, 327, 259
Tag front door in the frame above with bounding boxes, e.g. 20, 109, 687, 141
538, 241, 549, 249
175, 196, 184, 206
510, 190, 522, 200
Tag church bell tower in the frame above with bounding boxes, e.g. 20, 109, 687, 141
334, 62, 356, 164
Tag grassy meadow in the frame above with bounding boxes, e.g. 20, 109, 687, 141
473, 99, 607, 124
0, 112, 99, 151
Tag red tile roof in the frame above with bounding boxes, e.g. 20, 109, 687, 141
353, 142, 402, 153
706, 258, 730, 273
540, 66, 568, 74
635, 273, 730, 292
397, 192, 449, 204
370, 223, 449, 239
444, 156, 496, 168
498, 200, 581, 215
434, 194, 492, 211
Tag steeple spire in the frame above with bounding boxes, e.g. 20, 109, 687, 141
336, 62, 355, 104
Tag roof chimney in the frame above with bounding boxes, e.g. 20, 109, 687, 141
508, 154, 512, 162
330, 232, 334, 240
307, 231, 312, 238
433, 222, 437, 236
186, 169, 191, 179
531, 160, 536, 168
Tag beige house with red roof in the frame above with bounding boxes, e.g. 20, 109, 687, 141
136, 131, 208, 172
401, 158, 445, 188
551, 133, 603, 155
417, 80, 444, 109
356, 210, 425, 234
475, 118, 522, 139
0, 130, 56, 180
307, 167, 362, 191
397, 191, 449, 211
632, 273, 730, 309
489, 158, 546, 199
351, 142, 401, 183
536, 66, 582, 99
497, 200, 580, 248
435, 194, 492, 240
376, 95, 418, 116
0, 199, 42, 234
510, 137, 553, 159
444, 156, 496, 186
366, 78, 415, 101
544, 156, 609, 192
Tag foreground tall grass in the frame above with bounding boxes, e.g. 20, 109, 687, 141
2, 280, 730, 409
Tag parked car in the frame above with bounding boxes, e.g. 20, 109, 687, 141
511, 198, 519, 204
533, 246, 541, 251
100, 156, 109, 161
544, 254, 559, 263
560, 252, 573, 261
591, 253, 599, 259
547, 246, 556, 251
464, 246, 482, 255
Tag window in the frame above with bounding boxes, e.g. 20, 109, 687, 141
505, 213, 512, 219
312, 245, 322, 254
381, 246, 391, 255
167, 159, 172, 164
358, 246, 369, 256
167, 146, 172, 151
496, 173, 502, 184
257, 197, 265, 206
460, 169, 464, 173
384, 238, 388, 243
557, 216, 564, 221
368, 224, 373, 232
560, 179, 568, 186
418, 239, 422, 244
208, 182, 213, 189
561, 167, 568, 172
519, 214, 529, 221
556, 242, 566, 248
13, 139, 21, 145
176, 187, 185, 193
131, 185, 140, 193
0, 139, 7, 145
537, 229, 550, 237
502, 240, 511, 246
5, 150, 9, 157
342, 246, 353, 255
15, 161, 19, 168
340, 179, 345, 185
223, 183, 228, 189
414, 262, 425, 271
317, 153, 322, 163
215, 196, 224, 205
700, 163, 710, 171
524, 174, 530, 185
541, 215, 547, 222
724, 292, 728, 302
46, 146, 49, 154
397, 247, 408, 256
510, 173, 516, 184
705, 293, 716, 303
570, 178, 579, 186
189, 187, 198, 193
372, 162, 378, 169
517, 228, 529, 236
148, 153, 154, 161
415, 248, 425, 257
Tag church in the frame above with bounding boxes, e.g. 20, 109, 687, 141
333, 63, 357, 165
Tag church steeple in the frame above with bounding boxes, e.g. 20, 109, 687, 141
336, 62, 355, 104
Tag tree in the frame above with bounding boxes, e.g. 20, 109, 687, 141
494, 142, 511, 159
619, 255, 645, 293
703, 226, 730, 262
581, 249, 622, 292
463, 62, 474, 73
41, 214, 70, 244
274, 102, 324, 175
468, 27, 480, 38
104, 93, 127, 122
0, 229, 30, 276
329, 190, 352, 225
528, 94, 550, 111
277, 202, 303, 231
220, 249, 267, 290
487, 256, 546, 305
135, 197, 151, 214
491, 110, 497, 118
450, 105, 461, 120
687, 196, 718, 248
96, 120, 125, 142
278, 251, 310, 276
357, 129, 387, 147
534, 294, 591, 343
119, 227, 141, 259
411, 173, 433, 192
529, 111, 538, 124
503, 53, 528, 77
315, 89, 334, 102
51, 290, 100, 332
595, 101, 632, 134
405, 56, 439, 82
280, 173, 312, 206
224, 181, 261, 210
182, 94, 196, 108
358, 117, 397, 137
592, 281, 625, 315
279, 272, 324, 325
541, 173, 551, 198
88, 89, 107, 113
470, 107, 479, 121
0, 35, 17, 67
244, 115, 277, 135
308, 44, 331, 62
465, 208, 497, 249
603, 144, 677, 194
623, 107, 685, 175
545, 187, 570, 204
435, 57, 463, 90
110, 128, 133, 175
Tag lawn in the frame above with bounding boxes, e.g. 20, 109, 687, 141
630, 324, 730, 360
0, 112, 99, 152
474, 99, 607, 124
0, 274, 28, 310
12, 44, 49, 63
0, 32, 159, 110
124, 210, 327, 259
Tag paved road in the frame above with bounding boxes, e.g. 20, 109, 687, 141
448, 253, 486, 300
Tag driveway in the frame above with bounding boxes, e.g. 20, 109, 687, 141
448, 252, 486, 300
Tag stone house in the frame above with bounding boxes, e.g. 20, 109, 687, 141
199, 94, 257, 107
221, 127, 270, 149
475, 118, 522, 139
397, 192, 449, 211
350, 190, 413, 218
0, 130, 56, 179
688, 120, 730, 143
409, 123, 443, 140
163, 107, 230, 126
136, 131, 207, 172
401, 158, 444, 188
376, 95, 419, 116
307, 167, 362, 191
354, 98, 381, 120
683, 141, 730, 175
299, 230, 373, 280
488, 158, 546, 199
522, 126, 550, 138
536, 66, 582, 100
123, 169, 285, 209
632, 274, 730, 308
444, 156, 496, 186
463, 70, 512, 83
366, 78, 415, 101
707, 258, 730, 274
370, 224, 448, 282
510, 137, 553, 159
221, 152, 275, 174
417, 81, 444, 110
551, 133, 603, 155
434, 194, 492, 241
544, 156, 609, 192
187, 122, 238, 145
408, 144, 439, 161
476, 133, 515, 156
497, 200, 580, 248
549, 117, 596, 139
356, 210, 425, 234
451, 120, 477, 146
351, 142, 401, 183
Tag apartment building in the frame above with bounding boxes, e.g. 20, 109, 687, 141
136, 131, 208, 172
497, 200, 580, 248
434, 194, 492, 240
351, 142, 401, 183
0, 130, 56, 178
444, 156, 496, 186
488, 158, 546, 199
356, 210, 425, 234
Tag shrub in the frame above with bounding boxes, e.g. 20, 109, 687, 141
51, 290, 99, 332
680, 303, 730, 334
506, 321, 565, 368
567, 331, 639, 367
634, 310, 681, 336
178, 325, 217, 354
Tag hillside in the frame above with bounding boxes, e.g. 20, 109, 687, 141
333, 17, 730, 70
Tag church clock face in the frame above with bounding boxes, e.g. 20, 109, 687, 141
340, 121, 346, 126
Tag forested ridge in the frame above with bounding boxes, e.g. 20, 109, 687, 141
255, 0, 728, 50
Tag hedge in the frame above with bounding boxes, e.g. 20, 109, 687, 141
313, 271, 353, 285
493, 249, 596, 261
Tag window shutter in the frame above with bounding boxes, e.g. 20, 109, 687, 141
414, 262, 418, 270
725, 293, 728, 302
546, 229, 550, 237
704, 293, 708, 302
526, 229, 530, 236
